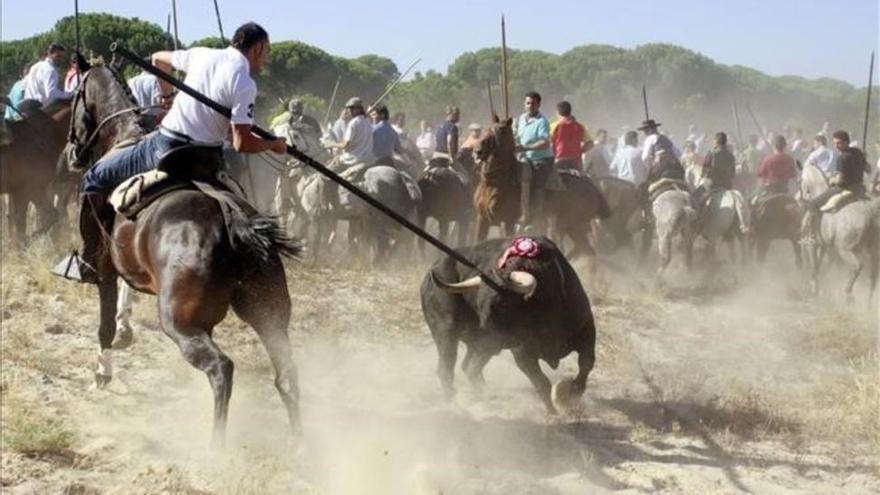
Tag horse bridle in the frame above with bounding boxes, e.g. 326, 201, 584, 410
66, 69, 153, 170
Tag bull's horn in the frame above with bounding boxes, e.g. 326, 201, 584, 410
507, 271, 537, 299
431, 272, 482, 293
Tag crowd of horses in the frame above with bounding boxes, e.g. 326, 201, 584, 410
1, 62, 878, 445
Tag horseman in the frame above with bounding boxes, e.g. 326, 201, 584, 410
637, 119, 685, 224
753, 134, 797, 204
369, 105, 402, 166
69, 22, 287, 283
325, 97, 374, 168
609, 131, 647, 186
550, 100, 590, 173
698, 132, 736, 198
515, 91, 554, 228
806, 131, 871, 214
803, 134, 837, 176
3, 64, 29, 122
22, 43, 73, 115
287, 98, 321, 136
127, 66, 172, 127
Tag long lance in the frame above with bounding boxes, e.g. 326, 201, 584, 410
74, 0, 81, 85
322, 75, 342, 130
500, 15, 510, 120
487, 78, 496, 118
170, 0, 180, 50
212, 0, 226, 43
641, 84, 649, 121
110, 43, 505, 293
368, 58, 421, 111
745, 103, 771, 150
862, 50, 874, 154
731, 100, 745, 151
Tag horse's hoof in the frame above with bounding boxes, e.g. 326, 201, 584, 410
552, 378, 584, 411
93, 373, 112, 389
112, 326, 134, 350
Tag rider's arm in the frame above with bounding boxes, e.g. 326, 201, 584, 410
231, 124, 286, 154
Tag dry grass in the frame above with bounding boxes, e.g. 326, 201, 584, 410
2, 392, 75, 456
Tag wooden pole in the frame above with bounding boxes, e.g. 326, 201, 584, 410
862, 51, 874, 153
745, 104, 772, 150
170, 0, 180, 50
487, 78, 496, 118
74, 0, 81, 85
731, 101, 745, 151
322, 75, 342, 129
641, 84, 650, 121
367, 58, 421, 111
500, 15, 510, 120
212, 0, 226, 43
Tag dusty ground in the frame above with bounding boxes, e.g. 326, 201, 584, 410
1, 231, 878, 494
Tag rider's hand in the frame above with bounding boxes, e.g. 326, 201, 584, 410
514, 144, 525, 153
270, 137, 287, 154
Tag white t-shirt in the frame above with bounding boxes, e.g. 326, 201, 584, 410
127, 71, 162, 115
161, 47, 256, 143
609, 145, 647, 185
340, 114, 374, 165
23, 58, 69, 105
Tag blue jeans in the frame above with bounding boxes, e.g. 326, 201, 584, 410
81, 132, 188, 194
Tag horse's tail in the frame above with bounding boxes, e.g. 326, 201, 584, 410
228, 211, 302, 265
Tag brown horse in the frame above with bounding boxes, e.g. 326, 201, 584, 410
0, 103, 69, 243
472, 117, 610, 257
751, 193, 803, 267
596, 177, 644, 254
67, 64, 301, 446
473, 117, 520, 241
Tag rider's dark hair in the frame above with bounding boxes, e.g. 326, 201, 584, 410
773, 134, 787, 151
375, 105, 389, 120
715, 132, 727, 145
556, 100, 571, 117
814, 134, 827, 145
231, 22, 269, 51
525, 91, 542, 104
48, 43, 66, 54
832, 130, 850, 143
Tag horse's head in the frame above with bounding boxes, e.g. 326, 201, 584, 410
64, 64, 144, 171
474, 115, 514, 164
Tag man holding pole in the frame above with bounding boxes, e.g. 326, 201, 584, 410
515, 91, 553, 229
72, 22, 286, 283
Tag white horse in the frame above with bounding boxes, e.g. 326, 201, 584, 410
800, 164, 879, 302
651, 185, 698, 279
695, 177, 751, 264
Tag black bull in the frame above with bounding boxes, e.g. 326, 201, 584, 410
421, 237, 596, 414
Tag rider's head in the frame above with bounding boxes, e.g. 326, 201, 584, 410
288, 98, 303, 116
524, 92, 541, 117
446, 105, 460, 123
556, 100, 572, 118
624, 131, 638, 147
47, 43, 66, 67
832, 130, 850, 152
813, 134, 827, 149
345, 97, 365, 118
232, 22, 270, 74
773, 134, 787, 153
714, 132, 727, 148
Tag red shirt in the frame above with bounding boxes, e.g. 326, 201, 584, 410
757, 152, 797, 184
551, 117, 586, 167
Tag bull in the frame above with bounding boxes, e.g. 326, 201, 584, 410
420, 236, 596, 413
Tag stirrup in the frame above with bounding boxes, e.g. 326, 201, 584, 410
52, 250, 100, 283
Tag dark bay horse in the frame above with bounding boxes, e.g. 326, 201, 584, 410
473, 117, 611, 257
0, 103, 69, 243
68, 64, 301, 446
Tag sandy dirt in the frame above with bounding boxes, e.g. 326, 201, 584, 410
1, 233, 878, 494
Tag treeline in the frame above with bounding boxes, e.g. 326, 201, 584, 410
2, 14, 876, 143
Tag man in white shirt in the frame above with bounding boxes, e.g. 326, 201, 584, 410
127, 68, 167, 121
640, 119, 681, 165
74, 22, 286, 283
416, 120, 436, 159
23, 43, 72, 111
803, 134, 837, 176
609, 131, 647, 185
326, 97, 374, 166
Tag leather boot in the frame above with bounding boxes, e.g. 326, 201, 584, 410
78, 192, 108, 284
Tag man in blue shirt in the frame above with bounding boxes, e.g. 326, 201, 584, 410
515, 91, 553, 228
4, 65, 29, 121
434, 105, 460, 157
370, 105, 401, 165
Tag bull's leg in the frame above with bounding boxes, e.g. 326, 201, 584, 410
462, 345, 494, 389
475, 215, 490, 243
9, 193, 28, 245
511, 346, 556, 414
159, 294, 233, 448
456, 218, 471, 247
572, 327, 596, 397
433, 330, 458, 400
231, 257, 300, 436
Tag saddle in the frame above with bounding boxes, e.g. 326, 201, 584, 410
819, 190, 864, 213
648, 178, 689, 202
109, 145, 245, 219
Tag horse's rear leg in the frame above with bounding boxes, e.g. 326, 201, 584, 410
475, 215, 489, 243
9, 193, 28, 245
791, 238, 803, 269
231, 258, 300, 436
839, 249, 863, 302
158, 295, 233, 448
95, 275, 119, 386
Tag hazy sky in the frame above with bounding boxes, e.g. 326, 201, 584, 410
2, 0, 877, 86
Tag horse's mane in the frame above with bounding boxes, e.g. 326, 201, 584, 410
81, 63, 147, 145
479, 120, 517, 183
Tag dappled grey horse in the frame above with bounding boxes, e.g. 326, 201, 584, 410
800, 164, 879, 302
652, 188, 698, 279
